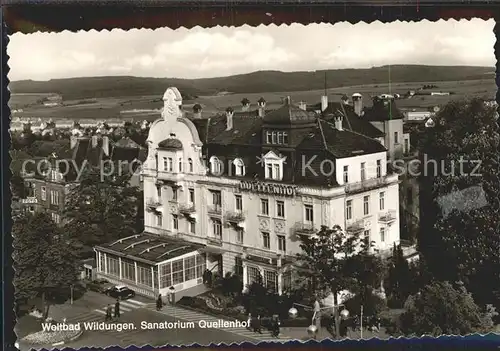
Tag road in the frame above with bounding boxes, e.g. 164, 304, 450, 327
19, 291, 283, 350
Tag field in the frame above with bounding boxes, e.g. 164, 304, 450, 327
10, 78, 495, 121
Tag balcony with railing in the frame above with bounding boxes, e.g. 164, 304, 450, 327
346, 219, 364, 233
207, 204, 223, 216
375, 239, 417, 259
225, 211, 246, 226
345, 176, 388, 194
179, 203, 196, 218
146, 198, 162, 212
293, 222, 316, 236
379, 210, 397, 224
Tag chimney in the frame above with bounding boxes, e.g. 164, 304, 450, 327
102, 136, 110, 156
225, 107, 234, 131
352, 93, 363, 116
334, 115, 343, 131
70, 135, 78, 149
91, 135, 98, 148
241, 98, 250, 112
321, 95, 328, 112
192, 104, 202, 119
298, 101, 307, 110
257, 97, 266, 117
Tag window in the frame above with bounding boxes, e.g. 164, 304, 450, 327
163, 157, 168, 170
235, 195, 243, 211
364, 229, 370, 242
172, 259, 184, 285
376, 160, 382, 178
263, 151, 285, 180
380, 228, 386, 242
343, 165, 349, 183
305, 204, 314, 223
213, 219, 222, 238
346, 200, 352, 220
262, 232, 270, 249
272, 132, 277, 144
50, 190, 59, 205
156, 213, 163, 227
379, 192, 385, 210
361, 162, 366, 181
210, 156, 222, 175
277, 132, 284, 144
266, 131, 272, 144
394, 132, 399, 144
260, 199, 269, 215
236, 228, 244, 244
404, 139, 409, 154
51, 212, 60, 224
247, 266, 260, 285
233, 158, 245, 176
172, 214, 179, 230
185, 256, 197, 281
156, 185, 162, 198
264, 270, 277, 291
276, 200, 285, 218
172, 187, 178, 201
178, 158, 183, 172
106, 256, 120, 277
159, 262, 172, 288
211, 190, 222, 206
273, 164, 280, 178
121, 258, 136, 282
363, 195, 370, 215
283, 132, 289, 144
277, 235, 286, 252
167, 157, 173, 172
41, 186, 47, 201
137, 264, 152, 287
188, 158, 194, 173
195, 254, 206, 279
189, 220, 196, 234
189, 188, 195, 204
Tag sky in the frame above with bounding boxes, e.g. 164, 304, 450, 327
8, 19, 495, 81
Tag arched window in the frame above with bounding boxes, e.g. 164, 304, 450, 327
233, 158, 246, 176
209, 156, 222, 175
178, 157, 183, 172
188, 158, 194, 173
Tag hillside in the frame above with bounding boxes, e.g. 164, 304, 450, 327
9, 65, 494, 100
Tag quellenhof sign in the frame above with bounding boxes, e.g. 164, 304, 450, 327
239, 181, 297, 197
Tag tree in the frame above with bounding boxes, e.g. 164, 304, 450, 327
386, 244, 411, 307
13, 212, 79, 319
418, 98, 500, 306
296, 225, 384, 337
63, 165, 141, 257
400, 281, 495, 336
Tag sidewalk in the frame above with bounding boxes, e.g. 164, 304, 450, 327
279, 326, 390, 341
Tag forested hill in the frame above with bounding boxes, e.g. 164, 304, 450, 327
10, 65, 493, 100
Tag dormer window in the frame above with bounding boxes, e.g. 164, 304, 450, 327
266, 130, 288, 145
263, 151, 285, 181
233, 158, 245, 176
209, 156, 223, 175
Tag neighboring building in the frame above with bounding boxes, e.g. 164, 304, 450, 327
18, 135, 147, 225
103, 87, 403, 299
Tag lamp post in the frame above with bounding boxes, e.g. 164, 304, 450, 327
70, 284, 74, 305
288, 302, 349, 339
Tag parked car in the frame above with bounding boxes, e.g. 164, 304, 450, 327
106, 285, 136, 300
87, 279, 114, 294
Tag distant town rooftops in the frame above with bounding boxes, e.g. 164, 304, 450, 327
95, 233, 205, 264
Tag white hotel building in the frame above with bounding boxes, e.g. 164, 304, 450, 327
95, 87, 401, 299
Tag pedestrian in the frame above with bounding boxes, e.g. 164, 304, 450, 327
253, 315, 262, 334
114, 299, 120, 319
156, 294, 163, 311
271, 315, 280, 337
105, 304, 112, 321
246, 313, 252, 330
